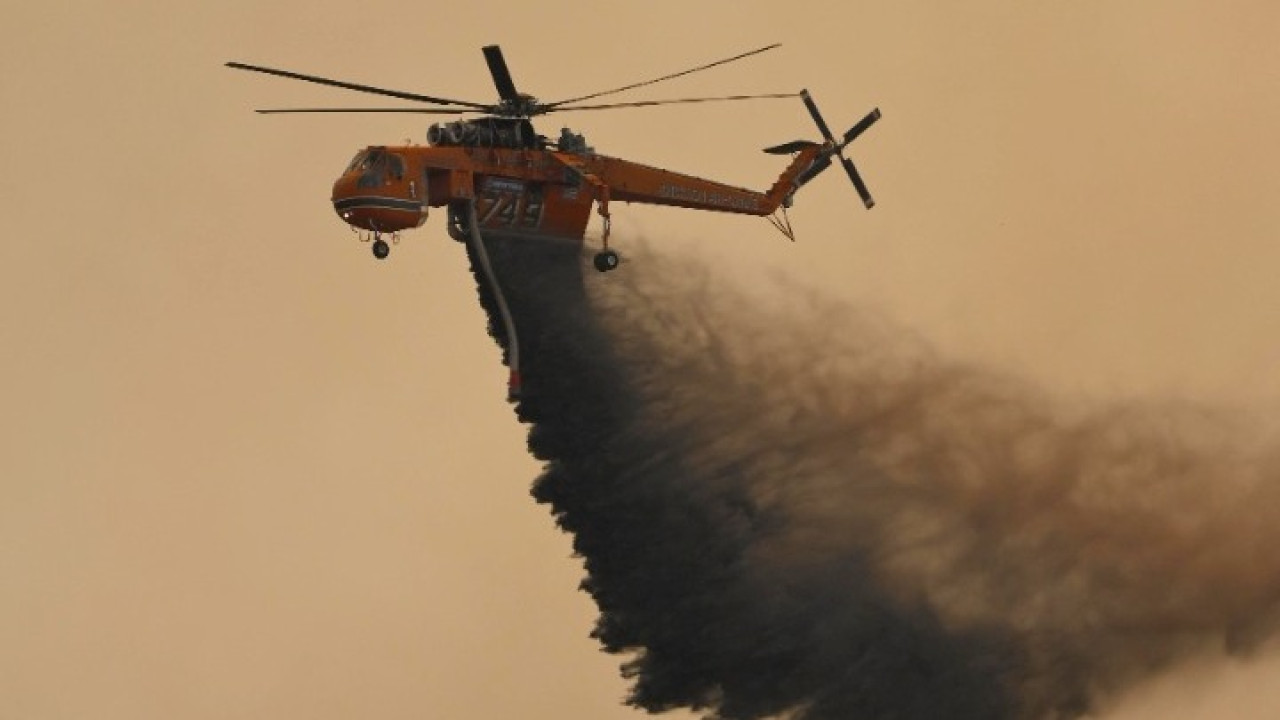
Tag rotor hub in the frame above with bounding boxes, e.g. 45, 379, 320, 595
496, 93, 541, 118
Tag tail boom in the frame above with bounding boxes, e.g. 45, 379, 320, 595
545, 89, 879, 222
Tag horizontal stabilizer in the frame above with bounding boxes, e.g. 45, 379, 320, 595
764, 140, 820, 155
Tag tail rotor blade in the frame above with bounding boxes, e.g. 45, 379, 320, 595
801, 89, 836, 144
482, 45, 519, 101
841, 156, 874, 209
841, 107, 882, 149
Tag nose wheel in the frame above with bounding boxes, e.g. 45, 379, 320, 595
372, 237, 390, 260
593, 249, 620, 272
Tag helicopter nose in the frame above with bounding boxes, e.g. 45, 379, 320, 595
331, 175, 427, 233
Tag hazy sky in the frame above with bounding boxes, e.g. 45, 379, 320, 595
3, 1, 1280, 718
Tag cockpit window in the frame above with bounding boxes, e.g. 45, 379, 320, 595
346, 148, 382, 174
353, 148, 395, 188
348, 148, 390, 172
387, 153, 405, 181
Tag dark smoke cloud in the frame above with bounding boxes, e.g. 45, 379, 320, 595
466, 234, 1280, 720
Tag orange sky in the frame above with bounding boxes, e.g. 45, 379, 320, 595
3, 1, 1280, 718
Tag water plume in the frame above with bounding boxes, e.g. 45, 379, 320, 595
466, 234, 1280, 719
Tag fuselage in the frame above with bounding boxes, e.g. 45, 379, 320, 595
329, 139, 820, 243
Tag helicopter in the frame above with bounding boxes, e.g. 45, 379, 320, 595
228, 44, 881, 400
226, 43, 881, 270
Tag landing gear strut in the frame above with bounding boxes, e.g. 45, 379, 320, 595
593, 189, 620, 273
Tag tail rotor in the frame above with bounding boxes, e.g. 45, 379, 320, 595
799, 89, 880, 209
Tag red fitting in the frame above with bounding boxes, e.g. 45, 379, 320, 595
507, 369, 523, 402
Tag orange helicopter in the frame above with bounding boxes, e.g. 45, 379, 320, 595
227, 43, 880, 270
229, 44, 880, 400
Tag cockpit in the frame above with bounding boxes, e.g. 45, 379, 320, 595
331, 144, 426, 246
344, 147, 406, 188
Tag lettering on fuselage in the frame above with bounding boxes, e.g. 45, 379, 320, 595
658, 184, 759, 211
483, 177, 526, 195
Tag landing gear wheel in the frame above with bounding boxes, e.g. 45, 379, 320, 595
593, 249, 620, 273
372, 238, 390, 260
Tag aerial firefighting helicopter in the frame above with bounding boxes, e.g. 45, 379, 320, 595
228, 43, 880, 400
226, 43, 880, 270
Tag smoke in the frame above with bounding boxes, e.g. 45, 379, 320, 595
465, 234, 1280, 720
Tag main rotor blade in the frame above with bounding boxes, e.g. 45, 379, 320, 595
841, 155, 875, 209
801, 89, 836, 144
549, 92, 798, 112
481, 45, 520, 101
225, 61, 491, 109
840, 107, 882, 149
254, 107, 484, 115
545, 43, 782, 109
